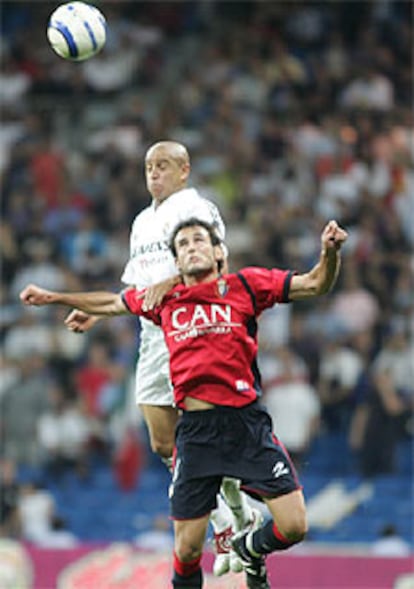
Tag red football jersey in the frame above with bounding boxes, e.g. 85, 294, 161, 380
122, 267, 293, 409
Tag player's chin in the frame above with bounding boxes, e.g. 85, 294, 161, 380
185, 263, 212, 276
150, 186, 166, 200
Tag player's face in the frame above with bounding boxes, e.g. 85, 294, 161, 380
145, 147, 189, 204
174, 226, 219, 279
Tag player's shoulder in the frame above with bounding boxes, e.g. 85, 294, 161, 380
236, 267, 271, 281
161, 283, 187, 305
169, 187, 207, 207
234, 266, 287, 292
131, 205, 153, 227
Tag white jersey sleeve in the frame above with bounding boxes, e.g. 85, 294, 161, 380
121, 188, 226, 288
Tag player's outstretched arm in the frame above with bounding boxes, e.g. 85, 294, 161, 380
65, 309, 101, 333
19, 284, 129, 316
289, 220, 348, 301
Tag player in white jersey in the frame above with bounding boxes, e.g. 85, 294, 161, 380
122, 186, 226, 417
65, 141, 259, 575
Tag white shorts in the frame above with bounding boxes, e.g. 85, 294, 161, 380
135, 318, 174, 406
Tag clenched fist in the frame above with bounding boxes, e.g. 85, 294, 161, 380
20, 284, 54, 306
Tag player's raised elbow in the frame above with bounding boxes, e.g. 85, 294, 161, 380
315, 280, 334, 297
290, 273, 330, 299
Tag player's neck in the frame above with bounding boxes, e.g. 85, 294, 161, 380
183, 268, 218, 287
152, 184, 188, 208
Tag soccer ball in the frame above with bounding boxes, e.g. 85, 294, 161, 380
47, 2, 106, 61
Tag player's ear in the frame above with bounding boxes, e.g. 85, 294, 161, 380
180, 162, 190, 182
213, 245, 223, 264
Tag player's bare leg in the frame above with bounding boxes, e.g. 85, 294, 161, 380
173, 514, 210, 588
232, 490, 307, 588
265, 489, 308, 543
139, 404, 178, 463
139, 404, 249, 576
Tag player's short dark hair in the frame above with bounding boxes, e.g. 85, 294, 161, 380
169, 217, 222, 258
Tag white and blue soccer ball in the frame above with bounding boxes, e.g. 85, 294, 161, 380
47, 2, 106, 61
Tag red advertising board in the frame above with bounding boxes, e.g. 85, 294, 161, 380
1, 541, 412, 589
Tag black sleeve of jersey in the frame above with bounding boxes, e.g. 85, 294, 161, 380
121, 290, 133, 312
282, 271, 295, 303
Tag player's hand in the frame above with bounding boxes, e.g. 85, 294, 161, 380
322, 220, 348, 251
64, 309, 99, 333
139, 276, 181, 311
19, 284, 53, 306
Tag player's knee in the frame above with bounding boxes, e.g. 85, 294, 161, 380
175, 538, 203, 563
152, 440, 174, 459
150, 437, 174, 459
281, 508, 308, 543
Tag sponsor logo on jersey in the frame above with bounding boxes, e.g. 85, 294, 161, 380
236, 380, 250, 391
167, 303, 241, 341
132, 240, 169, 257
171, 304, 232, 329
272, 461, 289, 478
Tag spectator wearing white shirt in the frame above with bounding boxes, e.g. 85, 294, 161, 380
339, 64, 394, 111
359, 322, 413, 477
17, 481, 78, 548
317, 335, 364, 432
371, 524, 412, 557
37, 382, 92, 480
261, 344, 320, 469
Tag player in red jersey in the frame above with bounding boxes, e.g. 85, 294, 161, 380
20, 217, 348, 589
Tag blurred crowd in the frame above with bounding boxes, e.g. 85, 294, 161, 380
1, 1, 413, 544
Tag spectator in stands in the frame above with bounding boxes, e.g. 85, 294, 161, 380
81, 32, 143, 94
9, 237, 67, 301
17, 480, 78, 548
0, 220, 19, 286
3, 311, 53, 361
317, 335, 364, 432
0, 56, 31, 107
60, 213, 109, 280
37, 382, 92, 481
0, 355, 20, 401
74, 340, 116, 420
359, 322, 413, 477
371, 524, 412, 557
0, 459, 20, 538
261, 344, 320, 469
0, 355, 50, 465
327, 260, 380, 336
29, 134, 66, 209
134, 514, 174, 552
339, 63, 394, 111
0, 266, 21, 341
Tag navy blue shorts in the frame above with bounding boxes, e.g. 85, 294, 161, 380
170, 401, 301, 520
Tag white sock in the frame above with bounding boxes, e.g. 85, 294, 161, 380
210, 493, 233, 533
221, 478, 253, 532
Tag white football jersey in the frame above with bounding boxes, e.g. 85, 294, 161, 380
121, 187, 226, 289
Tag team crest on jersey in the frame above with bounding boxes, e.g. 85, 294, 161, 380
217, 278, 228, 297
